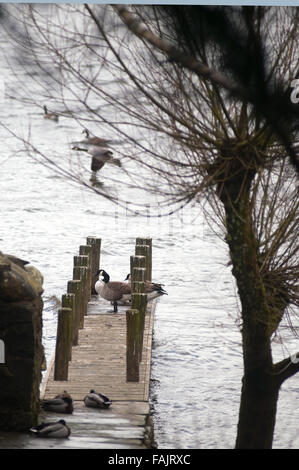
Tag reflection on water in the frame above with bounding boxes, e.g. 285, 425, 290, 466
0, 9, 298, 449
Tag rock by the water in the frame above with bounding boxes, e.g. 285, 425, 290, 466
0, 253, 44, 431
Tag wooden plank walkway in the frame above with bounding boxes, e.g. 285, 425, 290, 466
38, 297, 156, 449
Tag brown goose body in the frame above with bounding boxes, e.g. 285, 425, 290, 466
43, 105, 59, 121
95, 269, 131, 312
81, 129, 112, 147
72, 146, 121, 174
125, 274, 167, 301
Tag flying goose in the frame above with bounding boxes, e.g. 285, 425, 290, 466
43, 105, 59, 121
30, 419, 71, 438
72, 146, 121, 176
125, 273, 168, 301
83, 389, 112, 409
95, 269, 131, 312
41, 392, 73, 414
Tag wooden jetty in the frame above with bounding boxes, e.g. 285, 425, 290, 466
39, 237, 156, 449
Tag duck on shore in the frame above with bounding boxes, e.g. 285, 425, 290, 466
83, 389, 112, 409
30, 419, 71, 438
41, 391, 73, 414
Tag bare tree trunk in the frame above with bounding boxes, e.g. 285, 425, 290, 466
235, 366, 280, 448
216, 151, 281, 448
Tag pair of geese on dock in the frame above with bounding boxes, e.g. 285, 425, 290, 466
95, 269, 167, 313
43, 105, 122, 176
31, 389, 111, 438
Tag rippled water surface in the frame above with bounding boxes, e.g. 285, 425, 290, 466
0, 8, 298, 449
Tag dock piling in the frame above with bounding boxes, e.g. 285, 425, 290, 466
126, 260, 148, 377
73, 265, 88, 328
87, 237, 101, 295
136, 238, 152, 281
61, 293, 75, 361
54, 307, 73, 381
67, 280, 81, 345
126, 309, 140, 382
130, 254, 146, 275
79, 245, 92, 299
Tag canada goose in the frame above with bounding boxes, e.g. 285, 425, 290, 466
125, 274, 168, 301
83, 389, 112, 409
80, 129, 112, 147
43, 105, 59, 121
95, 269, 131, 312
30, 419, 71, 438
72, 146, 121, 176
41, 394, 73, 414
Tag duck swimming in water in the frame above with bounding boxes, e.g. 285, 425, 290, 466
30, 419, 71, 438
80, 129, 113, 147
72, 129, 126, 148
43, 105, 59, 121
83, 389, 112, 409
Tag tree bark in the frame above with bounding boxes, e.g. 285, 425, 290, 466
217, 152, 281, 448
235, 362, 280, 448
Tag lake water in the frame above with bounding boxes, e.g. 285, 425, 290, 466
0, 5, 298, 449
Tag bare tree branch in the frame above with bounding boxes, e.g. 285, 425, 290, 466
111, 4, 246, 99
274, 353, 299, 384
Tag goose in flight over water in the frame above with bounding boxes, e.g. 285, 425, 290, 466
72, 146, 121, 178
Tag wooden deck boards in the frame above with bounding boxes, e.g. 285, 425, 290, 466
38, 299, 156, 449
42, 303, 154, 402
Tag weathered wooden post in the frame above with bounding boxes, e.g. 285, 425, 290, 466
74, 255, 89, 292
126, 309, 140, 382
130, 254, 146, 276
135, 245, 149, 281
79, 245, 92, 300
73, 264, 88, 328
136, 238, 152, 281
87, 237, 101, 295
67, 280, 81, 346
61, 293, 75, 360
54, 307, 72, 381
131, 267, 147, 362
126, 262, 147, 382
134, 239, 153, 358
74, 255, 89, 319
